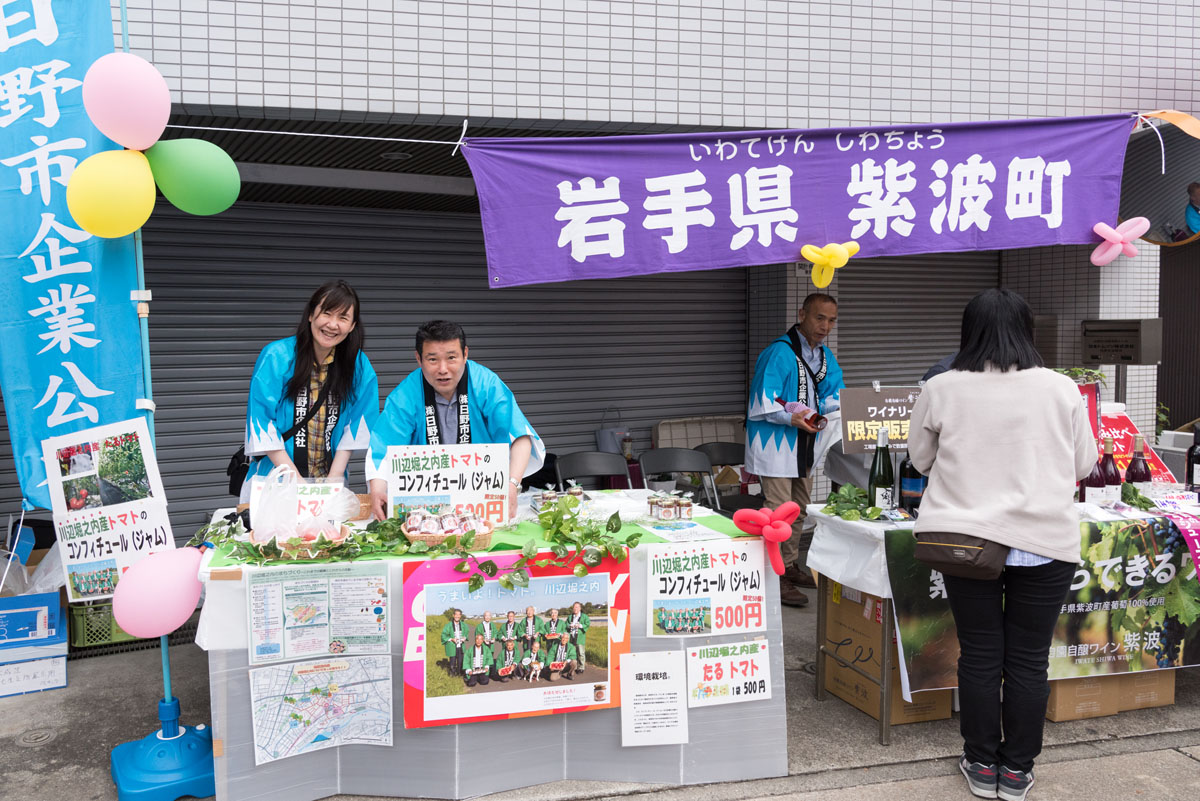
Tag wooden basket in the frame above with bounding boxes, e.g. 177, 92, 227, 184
401, 520, 493, 549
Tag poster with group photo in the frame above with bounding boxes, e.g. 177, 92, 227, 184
401, 551, 629, 728
41, 418, 173, 602
645, 539, 767, 638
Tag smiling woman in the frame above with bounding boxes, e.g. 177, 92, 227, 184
238, 281, 381, 501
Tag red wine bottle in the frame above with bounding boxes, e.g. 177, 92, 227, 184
1100, 436, 1123, 494
1084, 438, 1111, 503
1125, 434, 1152, 492
1187, 425, 1200, 493
774, 397, 828, 430
898, 450, 925, 513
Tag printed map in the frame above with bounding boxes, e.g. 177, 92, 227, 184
249, 655, 392, 765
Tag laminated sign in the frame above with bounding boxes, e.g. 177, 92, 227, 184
40, 418, 173, 602
383, 443, 509, 524
838, 386, 923, 455
645, 539, 767, 638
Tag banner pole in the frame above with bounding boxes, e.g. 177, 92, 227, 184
118, 1, 155, 432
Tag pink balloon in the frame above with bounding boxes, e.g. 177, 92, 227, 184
112, 547, 203, 638
82, 52, 170, 151
1090, 217, 1150, 267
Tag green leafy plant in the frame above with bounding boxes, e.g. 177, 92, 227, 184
1053, 367, 1108, 386
187, 515, 412, 565
1121, 482, 1156, 511
820, 484, 882, 521
534, 495, 641, 577
1156, 401, 1170, 438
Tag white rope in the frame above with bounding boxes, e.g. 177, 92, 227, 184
1136, 114, 1166, 175
163, 124, 467, 149
0, 508, 25, 594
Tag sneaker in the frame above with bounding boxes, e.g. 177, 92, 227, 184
997, 766, 1034, 801
959, 755, 998, 799
779, 579, 809, 607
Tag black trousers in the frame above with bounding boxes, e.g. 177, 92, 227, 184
943, 559, 1075, 773
464, 670, 490, 687
448, 645, 464, 676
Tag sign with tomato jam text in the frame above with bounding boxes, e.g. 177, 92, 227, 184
383, 443, 509, 524
686, 639, 771, 708
40, 418, 173, 603
838, 386, 923, 456
1099, 411, 1176, 483
645, 539, 766, 638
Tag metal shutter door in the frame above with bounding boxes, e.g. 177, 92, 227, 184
834, 252, 1000, 387
129, 203, 748, 537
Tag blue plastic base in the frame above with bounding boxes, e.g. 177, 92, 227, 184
110, 723, 215, 801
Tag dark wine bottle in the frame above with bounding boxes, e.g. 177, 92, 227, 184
1099, 436, 1123, 498
1081, 440, 1107, 503
898, 450, 925, 513
1187, 425, 1200, 493
868, 428, 895, 509
1125, 434, 1153, 492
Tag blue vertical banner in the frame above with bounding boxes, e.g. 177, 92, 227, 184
0, 1, 146, 510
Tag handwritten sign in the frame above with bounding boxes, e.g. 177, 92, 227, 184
838, 386, 923, 455
686, 640, 771, 708
383, 443, 509, 523
645, 539, 766, 638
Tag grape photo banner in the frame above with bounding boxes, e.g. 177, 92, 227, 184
462, 114, 1134, 287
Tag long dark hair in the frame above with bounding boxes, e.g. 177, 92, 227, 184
287, 280, 364, 401
951, 288, 1043, 373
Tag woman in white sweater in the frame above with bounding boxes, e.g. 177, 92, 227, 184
908, 289, 1095, 801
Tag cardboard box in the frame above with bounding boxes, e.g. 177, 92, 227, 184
0, 548, 65, 649
1117, 670, 1175, 712
1045, 676, 1120, 721
823, 581, 952, 725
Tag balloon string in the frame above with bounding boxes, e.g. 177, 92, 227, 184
164, 124, 467, 149
1137, 115, 1166, 175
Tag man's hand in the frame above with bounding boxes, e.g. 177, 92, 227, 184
791, 413, 820, 433
369, 478, 388, 521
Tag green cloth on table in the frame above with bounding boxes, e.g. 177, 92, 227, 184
206, 513, 744, 567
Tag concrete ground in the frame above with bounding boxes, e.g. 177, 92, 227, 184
3, 601, 1198, 801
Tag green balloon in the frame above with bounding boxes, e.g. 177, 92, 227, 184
145, 138, 240, 215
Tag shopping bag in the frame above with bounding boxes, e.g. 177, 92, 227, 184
595, 407, 630, 453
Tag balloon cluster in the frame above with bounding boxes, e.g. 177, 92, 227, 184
66, 53, 240, 239
801, 241, 860, 288
732, 503, 798, 576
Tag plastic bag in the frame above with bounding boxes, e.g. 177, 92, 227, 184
26, 540, 65, 594
0, 550, 29, 596
252, 463, 301, 543
324, 485, 362, 525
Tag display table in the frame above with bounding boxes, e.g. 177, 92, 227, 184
195, 495, 788, 801
805, 505, 910, 745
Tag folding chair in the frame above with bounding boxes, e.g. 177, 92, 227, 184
554, 451, 633, 491
638, 447, 718, 509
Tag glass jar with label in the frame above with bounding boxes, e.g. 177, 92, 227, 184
648, 496, 660, 518
658, 498, 677, 520
677, 498, 693, 519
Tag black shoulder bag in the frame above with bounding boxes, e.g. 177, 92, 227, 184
226, 384, 331, 496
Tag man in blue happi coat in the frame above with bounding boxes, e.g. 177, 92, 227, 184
366, 320, 545, 520
746, 293, 845, 607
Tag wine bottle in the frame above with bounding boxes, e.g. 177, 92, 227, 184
1099, 436, 1123, 502
1125, 434, 1153, 493
898, 450, 926, 514
1083, 439, 1109, 503
868, 428, 895, 509
774, 397, 828, 430
1187, 425, 1200, 493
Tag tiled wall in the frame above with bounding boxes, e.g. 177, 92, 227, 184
112, 1, 1200, 126
1000, 245, 1161, 442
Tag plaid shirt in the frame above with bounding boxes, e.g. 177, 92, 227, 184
306, 352, 334, 477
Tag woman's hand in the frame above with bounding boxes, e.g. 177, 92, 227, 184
368, 478, 388, 521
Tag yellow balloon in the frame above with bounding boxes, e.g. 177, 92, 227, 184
812, 263, 835, 288
66, 149, 155, 238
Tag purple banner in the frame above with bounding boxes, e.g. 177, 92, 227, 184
462, 114, 1135, 288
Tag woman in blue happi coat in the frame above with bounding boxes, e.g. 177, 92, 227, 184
240, 281, 379, 501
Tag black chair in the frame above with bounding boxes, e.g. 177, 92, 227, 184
638, 448, 718, 509
694, 441, 766, 515
555, 451, 633, 491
